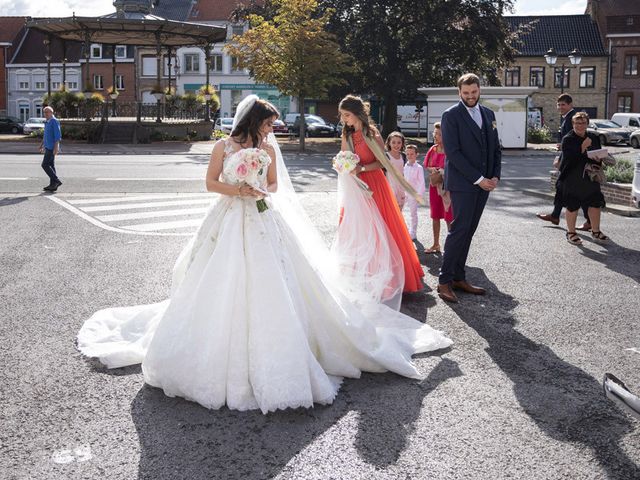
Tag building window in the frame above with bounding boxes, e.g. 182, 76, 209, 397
66, 81, 78, 90
91, 44, 102, 59
627, 17, 634, 26
35, 81, 46, 90
579, 67, 595, 88
18, 81, 29, 89
116, 74, 125, 90
617, 94, 633, 113
231, 56, 243, 73
93, 74, 104, 90
529, 66, 545, 87
624, 55, 638, 76
35, 103, 43, 117
504, 67, 520, 86
210, 54, 223, 72
52, 81, 61, 90
184, 53, 200, 73
554, 67, 570, 89
115, 45, 127, 59
232, 24, 244, 37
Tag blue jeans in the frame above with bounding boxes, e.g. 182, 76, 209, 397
41, 148, 59, 184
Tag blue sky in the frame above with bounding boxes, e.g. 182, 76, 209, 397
0, 0, 588, 18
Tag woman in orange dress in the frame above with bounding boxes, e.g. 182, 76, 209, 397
338, 95, 424, 293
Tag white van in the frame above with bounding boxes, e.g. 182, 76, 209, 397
611, 113, 640, 130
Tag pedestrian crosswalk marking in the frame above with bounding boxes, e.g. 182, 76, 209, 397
96, 207, 209, 222
69, 194, 207, 205
47, 194, 216, 236
81, 198, 212, 213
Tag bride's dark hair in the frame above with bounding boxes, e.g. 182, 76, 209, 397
339, 94, 376, 139
231, 99, 280, 147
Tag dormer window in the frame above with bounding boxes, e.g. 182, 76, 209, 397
91, 44, 102, 59
115, 45, 127, 59
627, 17, 634, 26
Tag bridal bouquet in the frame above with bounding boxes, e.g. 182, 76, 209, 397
332, 151, 372, 195
225, 148, 271, 212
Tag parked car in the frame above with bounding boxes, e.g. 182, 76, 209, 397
587, 119, 630, 146
23, 117, 47, 134
292, 114, 336, 137
214, 117, 233, 134
630, 129, 640, 149
272, 119, 288, 135
632, 154, 640, 208
0, 116, 24, 134
611, 113, 640, 130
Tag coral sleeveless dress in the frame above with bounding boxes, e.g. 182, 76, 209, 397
352, 130, 424, 292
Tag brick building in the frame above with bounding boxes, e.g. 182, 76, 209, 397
0, 17, 28, 117
586, 0, 640, 115
503, 15, 608, 132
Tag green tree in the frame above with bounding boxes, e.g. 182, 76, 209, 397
319, 0, 517, 134
226, 0, 353, 151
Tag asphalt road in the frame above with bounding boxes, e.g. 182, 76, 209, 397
1, 152, 639, 479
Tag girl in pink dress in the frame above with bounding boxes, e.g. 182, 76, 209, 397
423, 122, 453, 254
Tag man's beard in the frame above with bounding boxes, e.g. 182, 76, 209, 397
461, 96, 480, 108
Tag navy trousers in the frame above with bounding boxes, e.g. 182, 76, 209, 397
41, 148, 59, 184
439, 188, 489, 285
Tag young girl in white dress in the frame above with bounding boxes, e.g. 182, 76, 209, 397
77, 96, 452, 414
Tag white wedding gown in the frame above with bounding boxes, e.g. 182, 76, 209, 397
78, 139, 452, 414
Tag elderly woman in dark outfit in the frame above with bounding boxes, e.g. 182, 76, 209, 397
557, 112, 609, 245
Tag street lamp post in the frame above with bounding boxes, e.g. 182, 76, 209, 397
544, 48, 582, 94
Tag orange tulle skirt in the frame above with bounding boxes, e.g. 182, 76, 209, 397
359, 170, 424, 292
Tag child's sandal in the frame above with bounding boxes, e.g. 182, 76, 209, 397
566, 232, 582, 245
591, 231, 609, 242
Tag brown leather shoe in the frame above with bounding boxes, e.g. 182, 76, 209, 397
536, 213, 560, 225
452, 280, 486, 295
437, 283, 458, 303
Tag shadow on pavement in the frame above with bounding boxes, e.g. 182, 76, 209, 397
577, 239, 640, 284
130, 359, 459, 479
452, 267, 639, 478
0, 196, 30, 207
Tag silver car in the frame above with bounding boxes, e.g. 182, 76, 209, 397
214, 117, 233, 134
22, 117, 47, 134
630, 129, 640, 149
587, 119, 631, 146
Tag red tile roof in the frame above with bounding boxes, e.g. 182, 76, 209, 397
0, 16, 28, 43
189, 0, 252, 21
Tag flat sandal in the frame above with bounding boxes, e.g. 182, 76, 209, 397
566, 232, 582, 245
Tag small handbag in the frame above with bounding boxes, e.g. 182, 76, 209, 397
425, 149, 444, 186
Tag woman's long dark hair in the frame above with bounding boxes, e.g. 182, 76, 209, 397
339, 95, 376, 139
231, 99, 279, 147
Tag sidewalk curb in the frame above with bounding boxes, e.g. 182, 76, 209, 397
520, 188, 640, 217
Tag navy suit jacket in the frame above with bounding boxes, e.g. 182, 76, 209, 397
441, 101, 502, 192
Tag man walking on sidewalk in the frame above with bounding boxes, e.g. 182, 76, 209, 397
40, 106, 62, 192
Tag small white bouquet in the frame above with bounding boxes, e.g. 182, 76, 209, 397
332, 151, 372, 194
224, 148, 271, 212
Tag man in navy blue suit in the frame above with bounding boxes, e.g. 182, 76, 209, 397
437, 73, 501, 303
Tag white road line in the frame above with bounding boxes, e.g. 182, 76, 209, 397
122, 219, 204, 231
96, 207, 208, 222
0, 177, 29, 180
95, 177, 202, 181
82, 198, 212, 212
46, 196, 192, 236
69, 193, 210, 205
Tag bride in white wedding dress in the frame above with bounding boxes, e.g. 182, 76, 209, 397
77, 95, 452, 414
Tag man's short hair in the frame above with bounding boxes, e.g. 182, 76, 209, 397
572, 111, 589, 123
43, 106, 54, 113
557, 94, 573, 104
457, 73, 480, 89
405, 144, 418, 153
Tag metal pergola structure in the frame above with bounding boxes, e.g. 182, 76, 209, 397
27, 5, 226, 123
